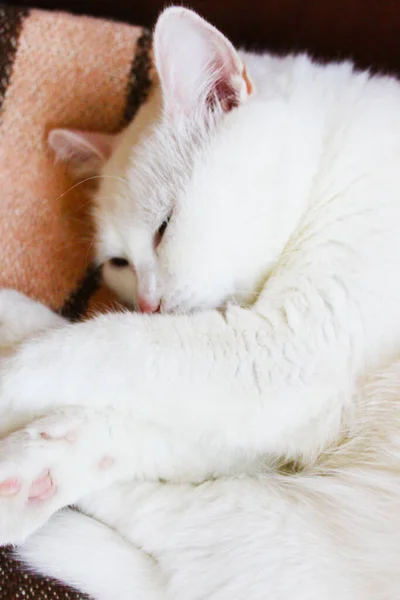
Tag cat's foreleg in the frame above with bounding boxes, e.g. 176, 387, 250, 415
0, 301, 348, 477
0, 388, 230, 546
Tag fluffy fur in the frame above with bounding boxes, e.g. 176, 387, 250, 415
0, 6, 398, 598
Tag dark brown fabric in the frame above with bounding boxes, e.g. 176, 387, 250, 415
0, 547, 89, 599
0, 5, 28, 115
122, 27, 153, 127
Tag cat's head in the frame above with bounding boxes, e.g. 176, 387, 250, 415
49, 7, 304, 313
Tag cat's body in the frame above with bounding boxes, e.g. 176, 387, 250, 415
0, 7, 399, 598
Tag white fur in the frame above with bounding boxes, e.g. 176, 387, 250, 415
18, 509, 165, 600
0, 6, 398, 598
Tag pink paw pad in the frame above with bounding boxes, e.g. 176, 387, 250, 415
99, 456, 115, 470
40, 430, 77, 443
0, 478, 21, 496
28, 469, 56, 501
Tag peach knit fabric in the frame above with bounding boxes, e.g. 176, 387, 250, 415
0, 5, 153, 316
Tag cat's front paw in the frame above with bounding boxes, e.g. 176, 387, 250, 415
0, 408, 119, 545
0, 289, 65, 348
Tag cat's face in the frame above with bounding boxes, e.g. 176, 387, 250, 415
50, 8, 299, 313
95, 109, 273, 314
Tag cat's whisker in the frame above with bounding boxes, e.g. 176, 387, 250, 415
49, 175, 131, 205
87, 238, 100, 266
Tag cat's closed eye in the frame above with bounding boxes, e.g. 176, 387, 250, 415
158, 213, 172, 239
109, 257, 130, 268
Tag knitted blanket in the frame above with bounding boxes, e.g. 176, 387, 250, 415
0, 4, 155, 597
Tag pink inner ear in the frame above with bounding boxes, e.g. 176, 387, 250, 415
154, 7, 253, 120
209, 69, 241, 112
48, 129, 116, 163
76, 131, 116, 160
211, 63, 254, 112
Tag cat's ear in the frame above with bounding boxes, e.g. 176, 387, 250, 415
153, 7, 253, 120
48, 129, 115, 180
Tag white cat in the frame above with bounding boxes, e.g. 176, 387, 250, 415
0, 6, 399, 599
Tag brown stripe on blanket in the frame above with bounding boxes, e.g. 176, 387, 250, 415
0, 4, 29, 118
60, 27, 155, 321
0, 545, 90, 599
123, 27, 153, 127
59, 264, 102, 321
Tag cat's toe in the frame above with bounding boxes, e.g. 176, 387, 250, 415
28, 469, 56, 501
34, 423, 78, 444
0, 469, 56, 503
0, 419, 73, 544
0, 408, 116, 545
0, 472, 57, 545
0, 478, 21, 496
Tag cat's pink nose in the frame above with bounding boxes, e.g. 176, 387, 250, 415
137, 296, 160, 314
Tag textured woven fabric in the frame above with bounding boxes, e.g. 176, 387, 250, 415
0, 4, 155, 596
0, 4, 153, 314
0, 547, 88, 599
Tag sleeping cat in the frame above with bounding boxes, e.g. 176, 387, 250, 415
0, 6, 399, 598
